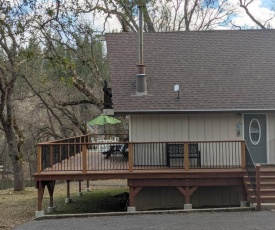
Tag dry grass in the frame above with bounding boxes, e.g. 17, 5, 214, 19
0, 180, 127, 230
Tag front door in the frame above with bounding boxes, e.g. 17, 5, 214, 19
244, 114, 267, 163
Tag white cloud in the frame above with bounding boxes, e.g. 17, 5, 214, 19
229, 0, 275, 28
81, 11, 122, 33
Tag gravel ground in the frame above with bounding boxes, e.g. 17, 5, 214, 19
13, 210, 275, 230
0, 180, 127, 230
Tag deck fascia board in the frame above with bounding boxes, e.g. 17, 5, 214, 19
34, 169, 246, 181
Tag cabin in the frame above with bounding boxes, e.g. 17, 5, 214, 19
34, 29, 275, 217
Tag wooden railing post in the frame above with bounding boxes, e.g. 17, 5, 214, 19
82, 144, 87, 173
256, 164, 261, 211
241, 141, 246, 170
128, 143, 133, 172
184, 142, 189, 171
37, 145, 42, 173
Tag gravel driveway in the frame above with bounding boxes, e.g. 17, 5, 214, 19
13, 210, 275, 230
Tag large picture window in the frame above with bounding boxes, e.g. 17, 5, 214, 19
249, 119, 261, 145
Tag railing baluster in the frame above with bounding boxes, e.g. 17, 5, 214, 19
241, 141, 246, 169
37, 145, 42, 173
184, 142, 189, 171
129, 143, 133, 172
49, 145, 53, 169
82, 144, 87, 173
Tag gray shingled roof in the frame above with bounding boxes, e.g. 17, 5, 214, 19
105, 30, 275, 114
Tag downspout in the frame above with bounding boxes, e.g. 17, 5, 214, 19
136, 3, 147, 95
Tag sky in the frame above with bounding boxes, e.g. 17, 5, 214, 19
87, 0, 275, 32
230, 0, 275, 29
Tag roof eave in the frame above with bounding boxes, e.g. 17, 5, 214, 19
114, 108, 275, 115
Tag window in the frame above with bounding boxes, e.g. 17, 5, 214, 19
249, 119, 261, 145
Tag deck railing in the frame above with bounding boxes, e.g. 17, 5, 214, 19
37, 136, 246, 173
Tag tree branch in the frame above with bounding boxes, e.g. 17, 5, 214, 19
239, 0, 266, 29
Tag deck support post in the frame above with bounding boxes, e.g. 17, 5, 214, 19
35, 180, 45, 218
177, 186, 198, 209
256, 164, 261, 211
128, 186, 142, 212
37, 180, 45, 211
47, 180, 56, 213
78, 180, 83, 196
86, 180, 90, 192
65, 180, 72, 203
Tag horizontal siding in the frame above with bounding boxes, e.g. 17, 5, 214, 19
130, 113, 243, 166
130, 113, 242, 142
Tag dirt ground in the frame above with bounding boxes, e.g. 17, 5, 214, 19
0, 179, 127, 230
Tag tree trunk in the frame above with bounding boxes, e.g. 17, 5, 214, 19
0, 86, 24, 191
5, 127, 24, 191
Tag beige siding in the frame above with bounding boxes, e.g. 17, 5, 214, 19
130, 113, 242, 142
130, 113, 243, 167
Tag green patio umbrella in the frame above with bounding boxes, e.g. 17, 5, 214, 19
88, 114, 121, 134
88, 114, 121, 126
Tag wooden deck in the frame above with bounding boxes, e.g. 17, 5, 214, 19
34, 137, 251, 213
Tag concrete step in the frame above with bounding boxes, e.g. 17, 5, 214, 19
249, 202, 275, 210
261, 203, 275, 210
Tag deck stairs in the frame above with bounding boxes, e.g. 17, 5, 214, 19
244, 165, 275, 209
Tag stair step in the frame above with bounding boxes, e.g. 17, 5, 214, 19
260, 172, 275, 176
260, 182, 275, 188
260, 176, 275, 182
259, 165, 275, 170
250, 196, 275, 203
248, 189, 275, 196
245, 181, 275, 185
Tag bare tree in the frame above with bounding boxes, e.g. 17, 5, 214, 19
239, 0, 275, 29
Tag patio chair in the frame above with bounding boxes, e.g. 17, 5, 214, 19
102, 143, 128, 159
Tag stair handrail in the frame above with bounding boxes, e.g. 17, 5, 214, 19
245, 143, 257, 194
245, 142, 261, 210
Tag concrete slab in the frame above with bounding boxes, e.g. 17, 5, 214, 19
261, 203, 275, 210
65, 198, 72, 204
35, 210, 44, 218
127, 207, 136, 212
240, 201, 249, 207
35, 207, 255, 220
184, 204, 192, 210
47, 206, 56, 213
